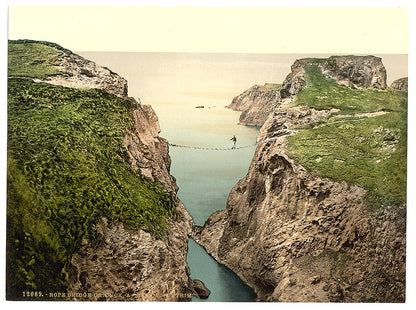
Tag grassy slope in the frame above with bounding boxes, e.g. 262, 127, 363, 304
287, 65, 407, 212
8, 41, 62, 79
7, 41, 176, 299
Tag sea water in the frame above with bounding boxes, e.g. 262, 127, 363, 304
166, 107, 259, 302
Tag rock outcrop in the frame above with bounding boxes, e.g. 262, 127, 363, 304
280, 55, 387, 99
193, 55, 406, 302
390, 77, 408, 92
192, 279, 211, 299
229, 56, 387, 127
70, 214, 193, 301
28, 40, 128, 97
227, 83, 281, 126
124, 102, 178, 192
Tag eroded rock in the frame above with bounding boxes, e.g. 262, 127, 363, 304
390, 77, 408, 92
227, 84, 281, 126
35, 46, 128, 97
192, 279, 211, 299
280, 56, 387, 99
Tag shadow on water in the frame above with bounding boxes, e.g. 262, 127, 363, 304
187, 238, 256, 302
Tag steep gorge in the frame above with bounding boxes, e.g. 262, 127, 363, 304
193, 55, 407, 302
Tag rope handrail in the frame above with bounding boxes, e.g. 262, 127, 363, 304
167, 142, 257, 151
167, 131, 290, 151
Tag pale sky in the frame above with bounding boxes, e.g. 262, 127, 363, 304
8, 6, 408, 54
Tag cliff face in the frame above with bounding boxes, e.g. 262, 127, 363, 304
124, 103, 178, 192
227, 83, 281, 126
69, 99, 194, 301
390, 77, 408, 92
193, 55, 406, 302
7, 40, 194, 301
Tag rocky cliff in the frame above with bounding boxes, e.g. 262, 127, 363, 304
227, 83, 281, 126
7, 40, 196, 301
390, 77, 408, 92
193, 55, 406, 302
69, 99, 195, 301
280, 55, 387, 99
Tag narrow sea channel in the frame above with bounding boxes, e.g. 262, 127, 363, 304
167, 109, 259, 302
77, 51, 290, 301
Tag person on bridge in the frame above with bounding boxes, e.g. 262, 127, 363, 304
230, 135, 237, 149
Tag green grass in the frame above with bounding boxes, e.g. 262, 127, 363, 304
8, 41, 62, 79
293, 65, 405, 114
7, 78, 176, 298
287, 65, 407, 212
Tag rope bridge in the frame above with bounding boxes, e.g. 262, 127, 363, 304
167, 142, 257, 151
167, 131, 290, 151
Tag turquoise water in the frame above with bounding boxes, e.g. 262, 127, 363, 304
187, 239, 257, 302
162, 103, 259, 302
165, 107, 259, 302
